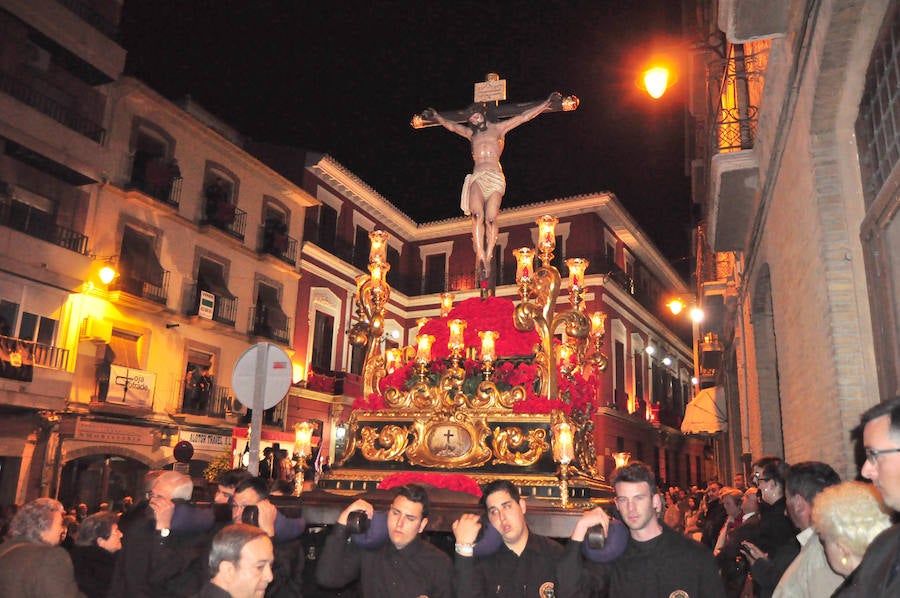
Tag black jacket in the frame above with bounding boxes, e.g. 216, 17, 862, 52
569, 524, 727, 598
454, 531, 564, 598
317, 523, 452, 598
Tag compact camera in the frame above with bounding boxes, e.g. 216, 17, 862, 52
346, 510, 370, 534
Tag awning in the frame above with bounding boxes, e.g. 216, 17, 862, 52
198, 260, 236, 299
120, 228, 164, 287
681, 386, 727, 435
257, 285, 287, 329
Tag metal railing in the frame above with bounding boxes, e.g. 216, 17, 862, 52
128, 174, 182, 209
0, 199, 89, 254
184, 282, 237, 326
248, 305, 291, 345
257, 225, 298, 266
110, 270, 169, 305
711, 46, 765, 154
0, 71, 105, 143
203, 203, 247, 241
179, 381, 232, 418
0, 334, 69, 371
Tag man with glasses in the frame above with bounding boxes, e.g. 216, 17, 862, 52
564, 461, 726, 596
845, 396, 900, 595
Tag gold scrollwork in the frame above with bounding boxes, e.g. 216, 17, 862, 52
492, 426, 550, 466
407, 414, 492, 468
359, 424, 410, 461
337, 414, 361, 466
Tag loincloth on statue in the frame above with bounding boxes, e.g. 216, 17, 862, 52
460, 170, 506, 215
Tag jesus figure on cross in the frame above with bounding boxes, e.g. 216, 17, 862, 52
414, 75, 578, 285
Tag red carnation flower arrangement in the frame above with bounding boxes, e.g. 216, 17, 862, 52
351, 296, 600, 416
378, 471, 482, 497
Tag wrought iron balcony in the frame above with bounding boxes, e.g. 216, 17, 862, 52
180, 381, 233, 418
184, 282, 237, 326
248, 305, 291, 345
0, 70, 105, 143
0, 198, 89, 254
202, 201, 247, 241
711, 46, 766, 154
258, 225, 297, 266
127, 165, 182, 208
110, 270, 169, 305
0, 334, 69, 382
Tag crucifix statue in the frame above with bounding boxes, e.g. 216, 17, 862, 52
412, 73, 579, 286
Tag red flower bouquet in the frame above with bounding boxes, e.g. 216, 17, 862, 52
377, 471, 482, 497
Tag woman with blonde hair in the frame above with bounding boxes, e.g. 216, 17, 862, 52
812, 481, 892, 595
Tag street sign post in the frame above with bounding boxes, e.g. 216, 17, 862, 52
232, 343, 293, 475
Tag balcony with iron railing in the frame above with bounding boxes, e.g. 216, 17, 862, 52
127, 157, 182, 208
0, 70, 105, 143
184, 282, 237, 326
705, 42, 768, 252
0, 334, 69, 382
179, 380, 233, 418
248, 305, 291, 345
202, 201, 247, 242
0, 197, 89, 255
258, 224, 298, 266
110, 270, 169, 305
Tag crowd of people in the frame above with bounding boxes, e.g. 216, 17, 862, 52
0, 396, 899, 597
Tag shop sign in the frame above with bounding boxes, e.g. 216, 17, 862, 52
74, 419, 155, 445
181, 430, 231, 454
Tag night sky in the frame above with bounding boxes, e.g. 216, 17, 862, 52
120, 0, 692, 266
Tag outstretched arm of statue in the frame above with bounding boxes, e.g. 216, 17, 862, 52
424, 107, 473, 138
498, 91, 561, 133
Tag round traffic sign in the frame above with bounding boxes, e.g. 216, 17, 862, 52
232, 343, 293, 410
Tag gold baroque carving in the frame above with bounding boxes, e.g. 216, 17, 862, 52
491, 426, 550, 466
359, 424, 409, 461
406, 413, 492, 468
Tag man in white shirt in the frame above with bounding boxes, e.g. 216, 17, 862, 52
772, 461, 842, 598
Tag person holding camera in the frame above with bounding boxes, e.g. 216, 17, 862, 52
108, 470, 211, 597
563, 461, 726, 597
229, 477, 304, 598
452, 479, 567, 598
316, 484, 452, 597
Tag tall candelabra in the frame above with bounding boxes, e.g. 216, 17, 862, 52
513, 216, 610, 492
348, 230, 392, 398
512, 216, 592, 402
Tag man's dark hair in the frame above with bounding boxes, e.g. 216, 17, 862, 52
860, 396, 900, 436
611, 461, 657, 492
752, 455, 783, 470
208, 523, 268, 576
218, 469, 253, 490
395, 484, 430, 519
75, 511, 118, 547
479, 479, 521, 511
758, 460, 791, 488
784, 461, 841, 504
234, 477, 270, 500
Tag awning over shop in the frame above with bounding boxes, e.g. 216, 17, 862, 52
681, 386, 727, 435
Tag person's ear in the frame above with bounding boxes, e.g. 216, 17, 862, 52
417, 517, 428, 534
519, 499, 527, 515
219, 560, 237, 582
652, 493, 663, 512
